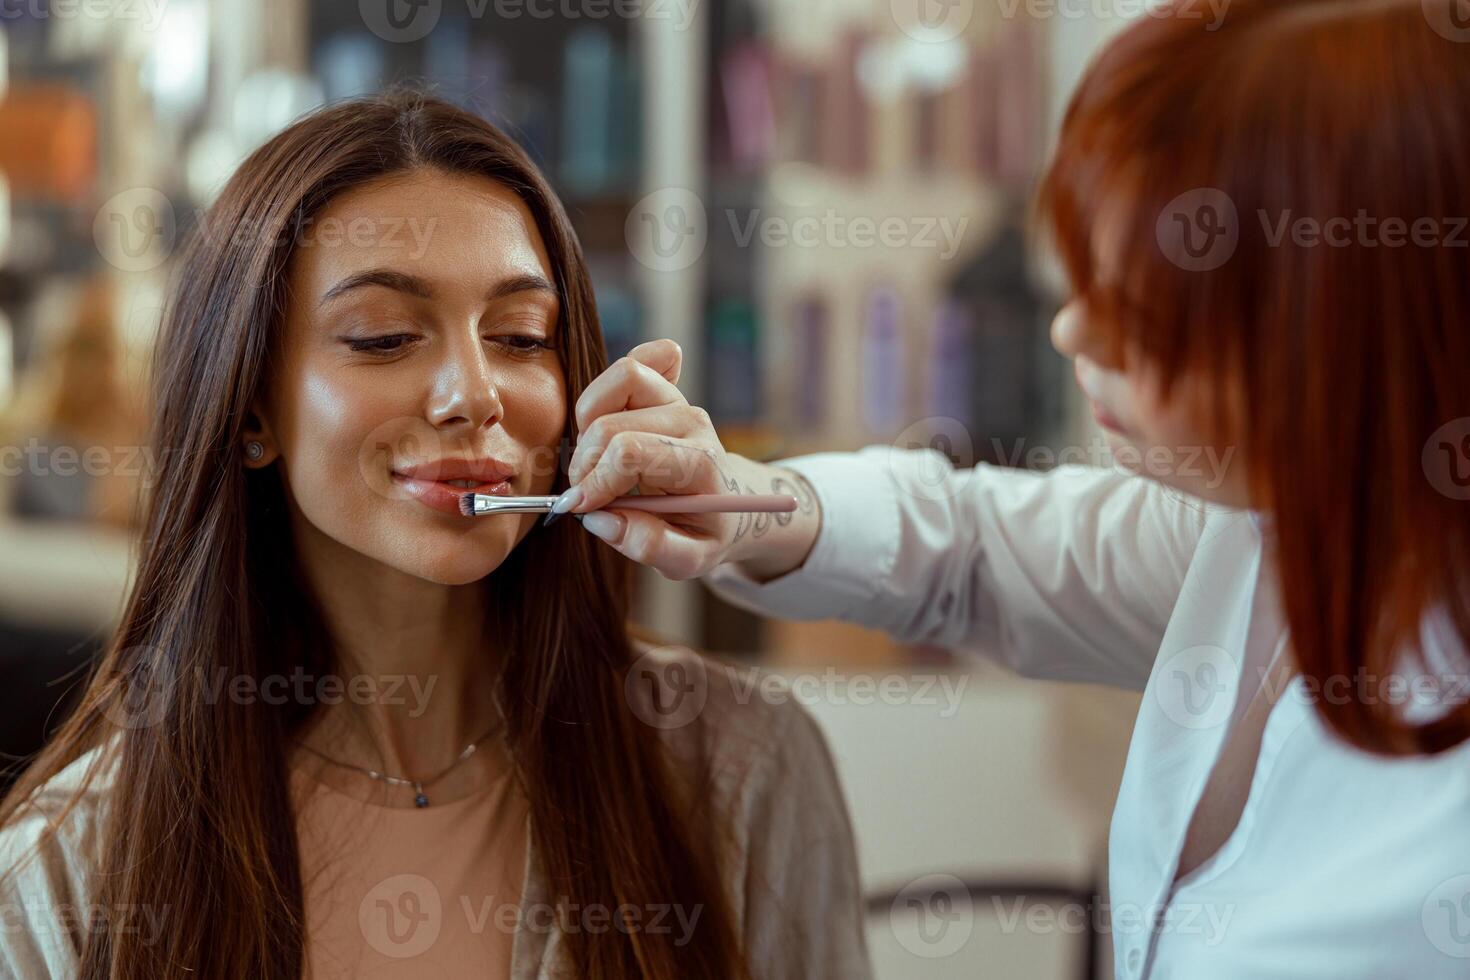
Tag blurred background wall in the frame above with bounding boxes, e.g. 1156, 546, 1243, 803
0, 2, 1149, 976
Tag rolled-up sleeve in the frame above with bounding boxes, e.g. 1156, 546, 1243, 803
703, 446, 1211, 690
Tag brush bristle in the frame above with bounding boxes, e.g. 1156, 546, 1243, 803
457, 493, 477, 517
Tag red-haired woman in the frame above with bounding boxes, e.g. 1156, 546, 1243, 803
550, 0, 1470, 975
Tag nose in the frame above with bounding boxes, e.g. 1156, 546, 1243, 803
426, 329, 505, 431
1050, 300, 1085, 360
1050, 298, 1125, 371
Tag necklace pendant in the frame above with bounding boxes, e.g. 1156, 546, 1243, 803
414, 783, 429, 808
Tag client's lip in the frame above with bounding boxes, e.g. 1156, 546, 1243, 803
1074, 365, 1129, 435
391, 457, 517, 517
1088, 399, 1128, 434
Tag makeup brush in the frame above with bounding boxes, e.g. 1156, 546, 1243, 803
457, 492, 797, 525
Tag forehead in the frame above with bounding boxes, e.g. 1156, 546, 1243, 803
286, 168, 555, 299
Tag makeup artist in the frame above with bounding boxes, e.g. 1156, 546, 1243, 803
547, 1, 1470, 976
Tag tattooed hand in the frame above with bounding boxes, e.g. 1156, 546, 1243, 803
555, 339, 821, 581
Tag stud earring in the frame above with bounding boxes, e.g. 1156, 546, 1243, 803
245, 441, 265, 461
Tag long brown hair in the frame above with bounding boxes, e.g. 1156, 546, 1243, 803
1039, 0, 1470, 754
1, 90, 745, 978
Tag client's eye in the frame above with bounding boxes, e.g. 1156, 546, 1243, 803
494, 334, 554, 356
344, 334, 417, 355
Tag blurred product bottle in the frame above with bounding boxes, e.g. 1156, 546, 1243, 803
0, 311, 13, 412
861, 285, 906, 437
995, 20, 1042, 186
925, 297, 974, 425
966, 21, 1043, 187
820, 31, 869, 175
947, 207, 1063, 462
706, 297, 761, 424
315, 34, 386, 102
425, 13, 472, 96
0, 84, 96, 201
793, 294, 827, 430
967, 40, 1000, 181
718, 39, 776, 174
594, 277, 640, 364
783, 65, 822, 164
561, 28, 615, 196
7, 279, 144, 528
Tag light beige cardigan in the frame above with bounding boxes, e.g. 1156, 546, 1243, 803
0, 645, 873, 978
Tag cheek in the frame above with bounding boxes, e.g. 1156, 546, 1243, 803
1128, 369, 1213, 452
500, 367, 568, 490
277, 368, 405, 521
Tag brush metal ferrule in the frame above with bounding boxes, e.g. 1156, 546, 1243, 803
467, 494, 559, 516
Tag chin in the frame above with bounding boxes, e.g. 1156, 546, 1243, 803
400, 549, 513, 586
366, 518, 526, 586
1100, 429, 1132, 454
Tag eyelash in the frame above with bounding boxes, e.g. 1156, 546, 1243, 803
344, 334, 554, 358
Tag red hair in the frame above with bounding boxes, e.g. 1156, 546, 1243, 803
1038, 0, 1470, 754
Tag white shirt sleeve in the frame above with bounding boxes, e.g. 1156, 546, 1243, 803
702, 445, 1210, 690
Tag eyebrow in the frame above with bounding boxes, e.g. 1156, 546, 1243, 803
318, 269, 558, 308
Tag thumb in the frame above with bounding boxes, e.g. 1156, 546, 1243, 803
626, 339, 682, 386
579, 508, 712, 581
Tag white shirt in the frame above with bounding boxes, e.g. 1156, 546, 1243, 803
704, 445, 1470, 979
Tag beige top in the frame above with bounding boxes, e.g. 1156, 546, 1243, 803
0, 646, 873, 978
292, 740, 530, 978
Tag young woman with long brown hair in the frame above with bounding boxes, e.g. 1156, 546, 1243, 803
552, 0, 1470, 976
0, 91, 870, 978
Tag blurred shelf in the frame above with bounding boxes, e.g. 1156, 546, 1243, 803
0, 518, 133, 632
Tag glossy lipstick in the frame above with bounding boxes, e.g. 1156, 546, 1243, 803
392, 457, 517, 517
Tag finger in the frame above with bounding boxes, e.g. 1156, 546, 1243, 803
568, 402, 714, 485
580, 508, 718, 581
575, 355, 685, 435
626, 339, 682, 385
574, 432, 722, 512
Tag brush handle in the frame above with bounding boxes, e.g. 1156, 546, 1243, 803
601, 493, 796, 514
